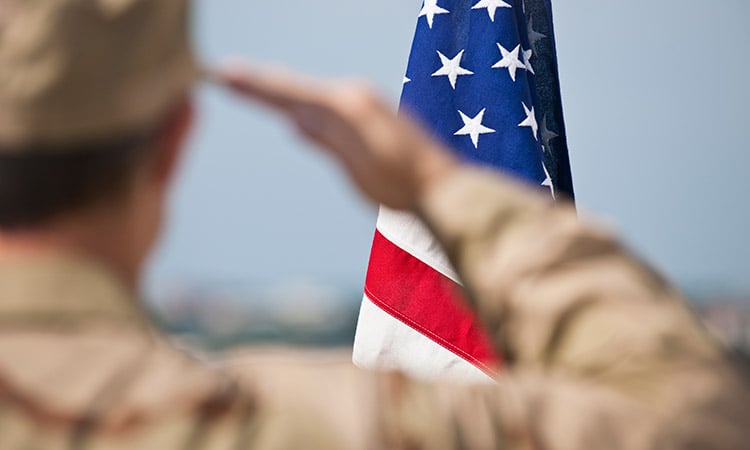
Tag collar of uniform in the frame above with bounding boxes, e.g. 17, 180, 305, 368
0, 255, 149, 329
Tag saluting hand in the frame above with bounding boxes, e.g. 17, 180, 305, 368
217, 64, 459, 212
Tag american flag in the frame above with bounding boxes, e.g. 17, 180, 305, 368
353, 0, 574, 381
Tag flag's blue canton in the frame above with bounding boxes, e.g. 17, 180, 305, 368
401, 0, 573, 197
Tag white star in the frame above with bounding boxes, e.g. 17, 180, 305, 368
527, 17, 547, 51
540, 115, 558, 151
471, 0, 511, 22
454, 109, 496, 149
432, 50, 474, 89
542, 163, 556, 198
403, 76, 411, 85
518, 102, 538, 139
522, 48, 534, 74
419, 0, 450, 29
492, 43, 525, 82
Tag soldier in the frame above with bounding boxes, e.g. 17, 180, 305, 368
0, 0, 747, 449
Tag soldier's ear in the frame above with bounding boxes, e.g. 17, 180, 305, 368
151, 98, 194, 187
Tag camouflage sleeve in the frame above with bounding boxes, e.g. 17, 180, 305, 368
396, 166, 748, 449
417, 166, 720, 371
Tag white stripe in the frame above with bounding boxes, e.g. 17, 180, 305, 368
376, 206, 461, 284
353, 295, 493, 383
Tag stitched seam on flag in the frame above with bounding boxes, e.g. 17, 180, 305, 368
364, 287, 496, 377
365, 230, 501, 373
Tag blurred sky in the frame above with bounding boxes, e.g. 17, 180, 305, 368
145, 0, 750, 299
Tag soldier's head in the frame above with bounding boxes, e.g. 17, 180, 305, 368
0, 0, 195, 280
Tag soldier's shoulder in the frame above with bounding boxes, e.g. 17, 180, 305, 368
0, 326, 256, 447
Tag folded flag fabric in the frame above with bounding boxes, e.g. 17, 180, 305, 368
353, 0, 574, 382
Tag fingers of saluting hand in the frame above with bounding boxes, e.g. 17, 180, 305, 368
211, 63, 345, 143
211, 62, 383, 128
210, 62, 385, 154
213, 63, 330, 113
204, 62, 458, 210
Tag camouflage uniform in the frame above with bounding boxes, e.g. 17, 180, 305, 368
0, 169, 748, 449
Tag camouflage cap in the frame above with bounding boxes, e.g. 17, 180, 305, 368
0, 0, 195, 151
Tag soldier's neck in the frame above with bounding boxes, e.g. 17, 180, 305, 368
0, 207, 144, 294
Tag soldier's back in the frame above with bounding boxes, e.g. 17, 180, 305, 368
0, 257, 370, 450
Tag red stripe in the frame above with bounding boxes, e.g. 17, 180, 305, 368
365, 230, 501, 376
